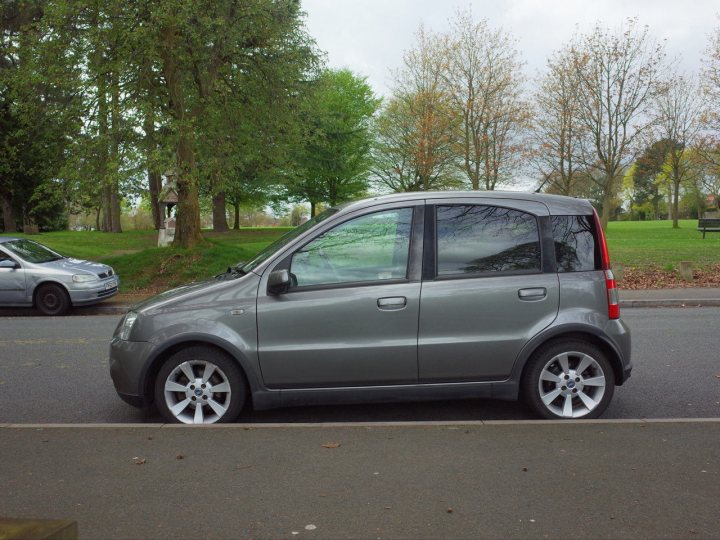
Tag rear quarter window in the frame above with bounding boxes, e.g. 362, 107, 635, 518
551, 215, 601, 272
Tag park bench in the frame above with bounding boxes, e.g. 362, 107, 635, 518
698, 217, 720, 239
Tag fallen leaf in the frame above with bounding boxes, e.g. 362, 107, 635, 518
522, 467, 528, 472
132, 457, 146, 465
176, 454, 184, 460
321, 442, 341, 449
446, 508, 453, 514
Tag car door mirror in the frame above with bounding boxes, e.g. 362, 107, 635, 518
0, 259, 19, 269
268, 269, 291, 295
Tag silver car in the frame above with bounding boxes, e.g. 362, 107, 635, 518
0, 237, 119, 315
110, 192, 632, 423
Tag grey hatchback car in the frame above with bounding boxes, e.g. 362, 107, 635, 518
110, 192, 631, 424
0, 237, 119, 315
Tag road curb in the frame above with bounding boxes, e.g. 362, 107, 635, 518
3, 418, 720, 429
620, 298, 720, 308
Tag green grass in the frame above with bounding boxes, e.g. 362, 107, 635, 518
605, 219, 720, 268
7, 220, 719, 293
11, 227, 291, 292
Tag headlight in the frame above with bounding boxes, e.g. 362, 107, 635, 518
118, 312, 138, 341
72, 274, 97, 283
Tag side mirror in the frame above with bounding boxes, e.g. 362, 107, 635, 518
0, 259, 19, 269
267, 269, 291, 295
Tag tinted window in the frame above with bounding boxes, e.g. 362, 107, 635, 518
291, 208, 413, 287
436, 205, 541, 276
551, 215, 600, 272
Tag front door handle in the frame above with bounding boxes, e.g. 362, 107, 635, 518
518, 287, 547, 300
377, 296, 407, 310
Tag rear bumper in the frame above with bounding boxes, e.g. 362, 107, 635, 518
605, 318, 632, 384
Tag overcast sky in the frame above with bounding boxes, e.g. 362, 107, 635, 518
302, 0, 720, 97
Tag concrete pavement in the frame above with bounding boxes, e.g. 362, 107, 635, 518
1, 420, 719, 539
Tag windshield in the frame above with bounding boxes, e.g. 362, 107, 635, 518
240, 208, 338, 274
3, 239, 65, 264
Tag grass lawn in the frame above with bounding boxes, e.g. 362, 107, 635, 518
11, 228, 292, 293
7, 219, 719, 293
606, 219, 720, 270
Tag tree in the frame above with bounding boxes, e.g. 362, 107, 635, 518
372, 93, 462, 193
0, 1, 79, 232
289, 69, 380, 215
653, 75, 703, 227
630, 139, 674, 219
444, 10, 528, 190
570, 19, 666, 228
532, 46, 585, 196
373, 26, 461, 193
137, 0, 316, 247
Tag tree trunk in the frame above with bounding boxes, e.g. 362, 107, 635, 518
310, 200, 317, 217
173, 134, 202, 248
23, 210, 38, 234
160, 25, 201, 248
145, 107, 162, 230
98, 66, 110, 232
599, 172, 615, 230
108, 69, 122, 232
672, 179, 680, 229
233, 202, 240, 230
1, 195, 16, 232
212, 191, 229, 232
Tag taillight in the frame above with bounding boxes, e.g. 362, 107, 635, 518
593, 209, 620, 320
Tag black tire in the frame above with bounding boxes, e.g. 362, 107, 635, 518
35, 283, 71, 316
522, 339, 615, 420
154, 346, 247, 424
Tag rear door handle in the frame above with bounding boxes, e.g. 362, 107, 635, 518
518, 287, 547, 300
377, 296, 407, 310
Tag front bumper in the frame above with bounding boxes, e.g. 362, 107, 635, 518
69, 277, 120, 305
109, 337, 154, 407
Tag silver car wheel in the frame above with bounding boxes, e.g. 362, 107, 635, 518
163, 360, 232, 424
537, 351, 607, 419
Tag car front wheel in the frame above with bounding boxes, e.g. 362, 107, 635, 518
523, 340, 615, 419
35, 283, 70, 316
155, 346, 247, 424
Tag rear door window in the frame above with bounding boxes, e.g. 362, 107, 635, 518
551, 215, 601, 272
436, 205, 541, 276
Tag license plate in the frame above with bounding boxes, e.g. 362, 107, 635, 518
105, 279, 117, 290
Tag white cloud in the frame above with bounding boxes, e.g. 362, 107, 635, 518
301, 0, 720, 95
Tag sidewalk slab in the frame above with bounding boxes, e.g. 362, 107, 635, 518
1, 422, 718, 539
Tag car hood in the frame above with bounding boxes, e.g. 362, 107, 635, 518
39, 257, 113, 276
131, 273, 258, 314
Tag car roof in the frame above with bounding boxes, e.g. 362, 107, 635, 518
336, 191, 594, 216
0, 236, 21, 243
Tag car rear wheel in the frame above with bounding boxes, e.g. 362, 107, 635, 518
523, 340, 615, 419
155, 346, 247, 424
35, 283, 70, 316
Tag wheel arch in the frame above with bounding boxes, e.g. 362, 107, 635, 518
32, 279, 71, 306
141, 335, 260, 408
514, 325, 626, 387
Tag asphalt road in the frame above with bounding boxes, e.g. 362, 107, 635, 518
0, 308, 718, 423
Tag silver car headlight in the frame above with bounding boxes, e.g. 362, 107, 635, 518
118, 311, 138, 341
72, 274, 97, 283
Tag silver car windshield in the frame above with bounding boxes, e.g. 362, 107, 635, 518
2, 239, 64, 264
240, 208, 338, 274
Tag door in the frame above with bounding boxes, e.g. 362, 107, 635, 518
418, 202, 560, 382
0, 249, 26, 304
257, 206, 421, 388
